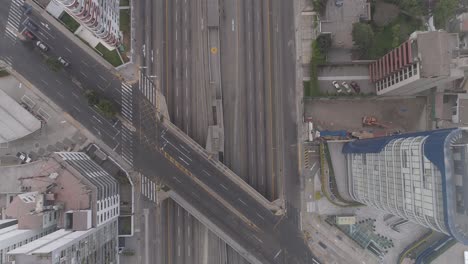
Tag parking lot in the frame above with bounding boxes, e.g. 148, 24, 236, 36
305, 97, 428, 133
317, 65, 374, 94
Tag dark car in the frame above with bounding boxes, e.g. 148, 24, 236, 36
21, 3, 32, 15
22, 18, 38, 31
335, 0, 343, 6
350, 81, 361, 93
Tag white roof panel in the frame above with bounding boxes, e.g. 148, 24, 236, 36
8, 229, 72, 255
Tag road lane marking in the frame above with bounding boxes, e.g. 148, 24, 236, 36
80, 71, 88, 78
72, 92, 79, 99
99, 75, 107, 82
273, 249, 282, 259
178, 156, 189, 165
92, 115, 103, 124
252, 235, 263, 244
220, 184, 228, 191
173, 177, 182, 183
256, 213, 265, 220
56, 91, 64, 98
202, 170, 211, 177
40, 79, 48, 85
191, 192, 200, 199
56, 79, 63, 85
113, 142, 120, 151
72, 106, 81, 112
238, 198, 247, 206
65, 47, 72, 53
81, 60, 89, 66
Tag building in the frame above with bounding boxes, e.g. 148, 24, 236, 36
342, 128, 468, 244
4, 152, 120, 264
0, 89, 41, 144
54, 0, 120, 46
369, 31, 464, 96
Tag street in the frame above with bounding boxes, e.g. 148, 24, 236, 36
0, 0, 320, 263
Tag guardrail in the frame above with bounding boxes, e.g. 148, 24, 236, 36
163, 120, 280, 212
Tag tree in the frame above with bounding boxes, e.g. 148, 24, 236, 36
316, 34, 332, 54
312, 0, 328, 15
391, 24, 401, 48
84, 90, 99, 106
434, 0, 458, 29
45, 57, 62, 72
352, 23, 374, 58
97, 99, 117, 118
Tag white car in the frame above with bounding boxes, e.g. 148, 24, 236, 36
16, 152, 31, 163
58, 57, 70, 67
342, 82, 352, 93
35, 41, 48, 52
332, 81, 343, 93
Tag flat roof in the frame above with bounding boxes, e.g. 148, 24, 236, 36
31, 229, 93, 254
8, 229, 72, 255
0, 89, 41, 143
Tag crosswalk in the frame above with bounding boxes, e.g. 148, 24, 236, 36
5, 0, 23, 42
141, 174, 157, 203
120, 82, 135, 165
139, 71, 156, 105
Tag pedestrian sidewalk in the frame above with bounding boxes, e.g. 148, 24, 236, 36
6, 63, 141, 264
28, 0, 140, 85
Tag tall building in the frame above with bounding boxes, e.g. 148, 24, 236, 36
343, 128, 468, 244
5, 152, 120, 264
369, 31, 464, 96
54, 0, 120, 46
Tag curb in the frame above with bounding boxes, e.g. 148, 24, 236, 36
27, 0, 118, 72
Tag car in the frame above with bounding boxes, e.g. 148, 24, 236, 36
22, 30, 35, 40
16, 152, 31, 163
332, 81, 343, 93
22, 18, 38, 31
350, 81, 361, 93
335, 0, 343, 7
58, 57, 70, 67
342, 82, 352, 93
21, 3, 32, 15
36, 41, 48, 52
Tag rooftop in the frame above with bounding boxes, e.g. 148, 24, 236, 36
0, 89, 41, 143
412, 31, 458, 78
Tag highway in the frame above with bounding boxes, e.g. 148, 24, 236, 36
0, 0, 320, 263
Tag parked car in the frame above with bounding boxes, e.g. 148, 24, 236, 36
22, 18, 38, 31
22, 30, 35, 40
58, 57, 70, 67
332, 81, 343, 93
335, 0, 343, 7
16, 152, 31, 163
342, 82, 352, 93
350, 81, 361, 93
35, 41, 48, 52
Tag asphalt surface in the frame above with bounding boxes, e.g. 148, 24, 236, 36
134, 91, 320, 264
0, 1, 320, 263
0, 0, 128, 157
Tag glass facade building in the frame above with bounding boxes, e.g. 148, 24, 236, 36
343, 128, 468, 244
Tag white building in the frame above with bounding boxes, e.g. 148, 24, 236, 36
4, 152, 120, 264
53, 0, 120, 46
369, 31, 464, 96
343, 128, 468, 244
0, 220, 55, 264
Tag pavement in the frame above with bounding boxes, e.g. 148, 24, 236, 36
0, 0, 325, 263
304, 97, 428, 133
316, 64, 374, 94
